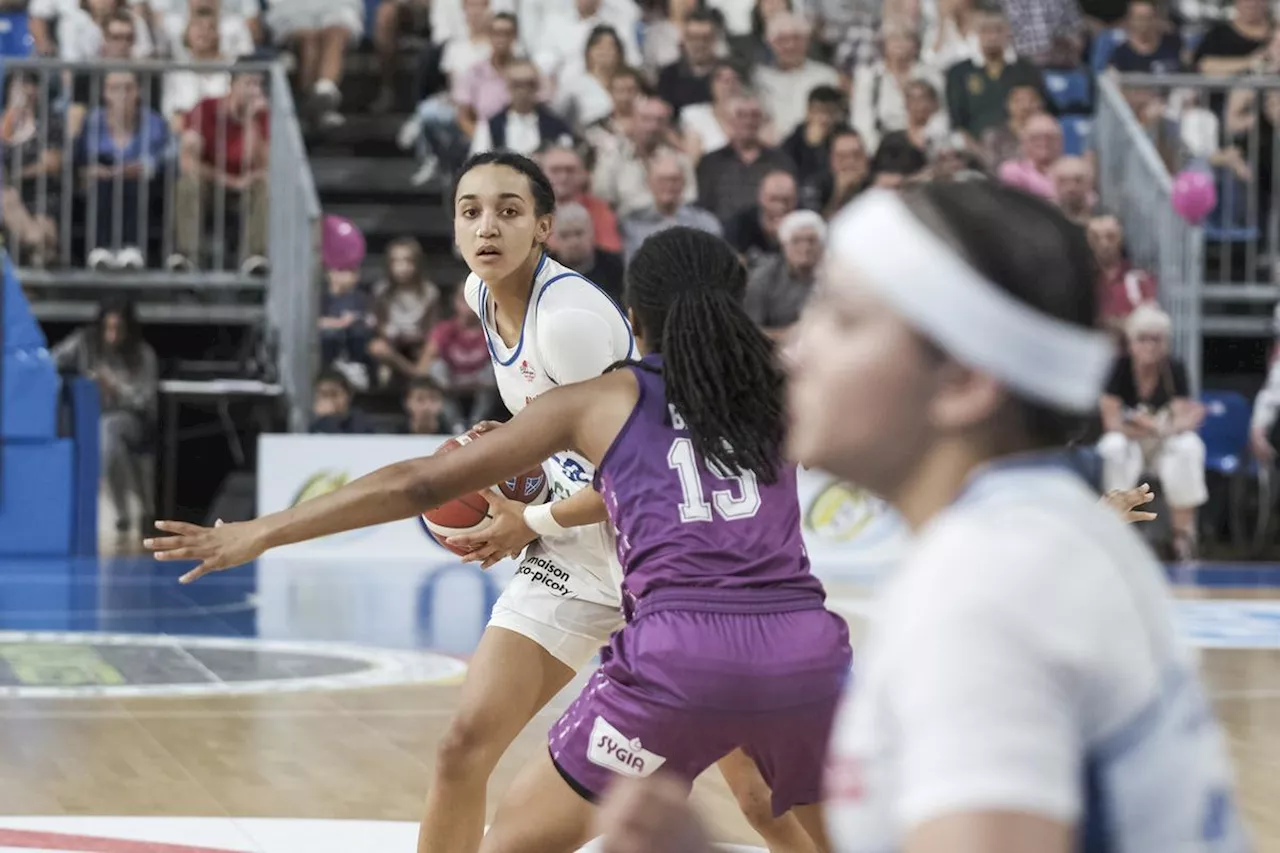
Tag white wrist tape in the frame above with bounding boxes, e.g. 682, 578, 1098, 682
524, 502, 568, 538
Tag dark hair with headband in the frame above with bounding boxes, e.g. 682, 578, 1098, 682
899, 182, 1099, 448
622, 227, 784, 483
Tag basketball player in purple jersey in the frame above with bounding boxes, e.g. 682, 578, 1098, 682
146, 227, 851, 852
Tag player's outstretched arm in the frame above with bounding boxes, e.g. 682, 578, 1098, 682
144, 377, 622, 583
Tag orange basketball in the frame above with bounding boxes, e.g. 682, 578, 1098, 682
420, 430, 550, 556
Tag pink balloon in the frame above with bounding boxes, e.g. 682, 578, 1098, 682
321, 214, 367, 270
1171, 169, 1217, 225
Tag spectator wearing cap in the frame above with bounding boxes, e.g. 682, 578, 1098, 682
781, 85, 843, 190
1089, 214, 1157, 338
944, 8, 1050, 141
657, 10, 722, 118
622, 153, 723, 260
541, 145, 624, 254
696, 94, 796, 223
725, 169, 797, 269
470, 60, 575, 157
996, 113, 1062, 200
754, 13, 840, 139
311, 368, 377, 434
850, 21, 945, 153
548, 202, 626, 304
1052, 156, 1099, 226
593, 97, 695, 218
744, 209, 825, 340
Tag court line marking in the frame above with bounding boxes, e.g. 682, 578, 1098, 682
0, 632, 467, 698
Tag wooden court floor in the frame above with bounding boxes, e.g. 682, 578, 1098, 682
0, 587, 1276, 851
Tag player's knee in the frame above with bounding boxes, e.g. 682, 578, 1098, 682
434, 710, 502, 779
730, 776, 780, 835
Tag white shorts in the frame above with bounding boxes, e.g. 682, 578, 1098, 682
266, 0, 364, 42
487, 539, 624, 671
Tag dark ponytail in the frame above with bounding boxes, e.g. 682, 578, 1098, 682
627, 228, 785, 484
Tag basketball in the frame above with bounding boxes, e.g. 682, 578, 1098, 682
420, 430, 550, 556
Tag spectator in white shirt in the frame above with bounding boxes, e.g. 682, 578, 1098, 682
554, 25, 625, 130
470, 59, 575, 156
532, 0, 641, 79
754, 12, 840, 138
162, 8, 233, 124
593, 96, 696, 217
851, 21, 946, 152
145, 0, 258, 57
53, 0, 154, 61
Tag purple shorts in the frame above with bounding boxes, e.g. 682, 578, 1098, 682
547, 589, 851, 816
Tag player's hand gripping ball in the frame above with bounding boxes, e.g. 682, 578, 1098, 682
420, 428, 549, 557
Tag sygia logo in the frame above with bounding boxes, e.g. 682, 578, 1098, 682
586, 716, 666, 777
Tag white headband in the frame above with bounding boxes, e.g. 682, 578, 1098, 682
827, 191, 1114, 413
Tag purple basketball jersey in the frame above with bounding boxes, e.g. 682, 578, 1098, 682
594, 355, 824, 602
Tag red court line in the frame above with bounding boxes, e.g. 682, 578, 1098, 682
0, 828, 242, 853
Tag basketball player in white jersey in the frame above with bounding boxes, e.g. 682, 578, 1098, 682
593, 183, 1248, 853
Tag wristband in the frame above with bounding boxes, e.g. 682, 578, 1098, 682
524, 502, 568, 538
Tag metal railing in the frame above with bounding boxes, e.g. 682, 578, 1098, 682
1097, 74, 1205, 391
0, 57, 319, 430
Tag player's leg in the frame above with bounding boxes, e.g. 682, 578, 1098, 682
477, 747, 598, 853
717, 749, 818, 853
792, 805, 832, 853
416, 625, 575, 853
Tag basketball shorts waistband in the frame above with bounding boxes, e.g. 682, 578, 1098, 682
628, 586, 827, 621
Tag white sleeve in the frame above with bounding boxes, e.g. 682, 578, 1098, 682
470, 120, 492, 157
886, 523, 1085, 829
535, 280, 630, 385
1253, 355, 1280, 431
28, 0, 60, 19
463, 274, 484, 317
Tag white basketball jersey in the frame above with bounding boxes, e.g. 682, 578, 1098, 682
464, 254, 634, 600
826, 462, 1249, 853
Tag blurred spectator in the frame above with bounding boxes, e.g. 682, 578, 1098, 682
1098, 305, 1206, 560
868, 133, 928, 187
56, 0, 154, 61
980, 84, 1046, 172
418, 288, 499, 426
541, 145, 624, 253
373, 0, 433, 112
52, 298, 158, 533
1090, 214, 1157, 337
1051, 156, 1098, 225
535, 0, 642, 80
744, 209, 824, 339
453, 12, 522, 141
319, 265, 375, 387
812, 126, 868, 218
1194, 0, 1271, 77
68, 9, 164, 134
470, 60, 575, 157
735, 0, 795, 67
549, 202, 626, 303
264, 0, 364, 128
944, 9, 1049, 140
876, 79, 949, 163
78, 71, 170, 271
584, 67, 644, 157
439, 0, 495, 87
174, 67, 270, 274
368, 237, 443, 385
781, 85, 842, 189
1108, 0, 1183, 73
997, 113, 1063, 200
696, 94, 795, 222
680, 61, 747, 160
927, 131, 988, 182
921, 0, 983, 73
162, 9, 234, 123
621, 153, 723, 260
851, 21, 945, 153
1003, 0, 1083, 66
830, 0, 904, 83
593, 97, 695, 217
149, 0, 258, 59
402, 375, 452, 435
556, 25, 626, 130
1, 74, 62, 267
725, 169, 796, 268
657, 9, 721, 118
754, 13, 839, 138
1251, 349, 1280, 464
311, 368, 376, 434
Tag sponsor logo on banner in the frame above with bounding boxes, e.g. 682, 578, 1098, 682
587, 716, 666, 777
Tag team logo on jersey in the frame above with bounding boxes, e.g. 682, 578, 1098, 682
587, 716, 666, 777
505, 472, 546, 499
519, 359, 536, 382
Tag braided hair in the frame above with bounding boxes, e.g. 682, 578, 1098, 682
625, 227, 785, 484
